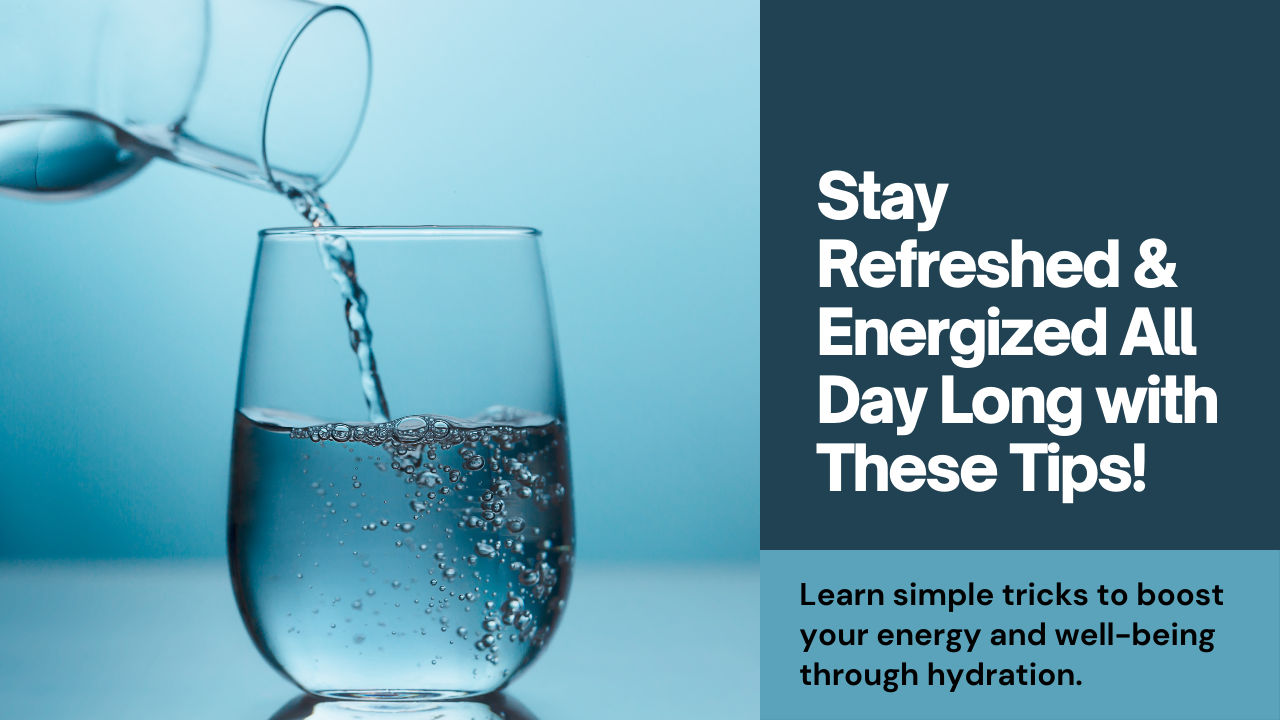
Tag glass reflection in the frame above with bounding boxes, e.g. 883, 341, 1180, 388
269, 692, 538, 720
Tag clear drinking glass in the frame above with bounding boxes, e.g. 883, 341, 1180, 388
230, 227, 574, 699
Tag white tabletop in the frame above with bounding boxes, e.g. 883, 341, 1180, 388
0, 561, 759, 719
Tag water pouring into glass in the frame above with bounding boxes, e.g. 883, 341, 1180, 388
2, 0, 575, 699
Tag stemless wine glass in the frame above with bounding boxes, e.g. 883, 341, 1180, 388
229, 226, 574, 700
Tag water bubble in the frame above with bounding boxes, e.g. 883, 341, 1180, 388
519, 569, 540, 586
366, 588, 376, 596
507, 517, 526, 533
467, 555, 478, 565
394, 416, 428, 442
400, 522, 415, 532
464, 456, 485, 471
434, 552, 447, 561
392, 580, 401, 589
410, 501, 429, 512
351, 600, 363, 609
332, 424, 351, 441
419, 544, 429, 551
457, 627, 469, 639
352, 481, 362, 489
475, 542, 497, 558
353, 634, 365, 644
444, 567, 457, 579
379, 519, 389, 526
483, 618, 500, 632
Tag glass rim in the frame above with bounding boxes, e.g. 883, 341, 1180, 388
259, 225, 541, 240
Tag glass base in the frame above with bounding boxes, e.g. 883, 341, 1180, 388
314, 690, 473, 702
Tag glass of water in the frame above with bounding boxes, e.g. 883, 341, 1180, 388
230, 226, 574, 700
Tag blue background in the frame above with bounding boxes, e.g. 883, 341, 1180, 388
761, 550, 1280, 720
0, 0, 760, 562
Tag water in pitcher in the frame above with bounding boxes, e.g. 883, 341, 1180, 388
230, 407, 574, 697
0, 111, 153, 200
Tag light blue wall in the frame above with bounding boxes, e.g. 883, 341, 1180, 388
0, 1, 759, 561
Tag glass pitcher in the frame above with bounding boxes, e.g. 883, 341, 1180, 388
0, 0, 370, 200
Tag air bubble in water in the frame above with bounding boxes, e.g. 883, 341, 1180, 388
351, 600, 362, 609
394, 416, 427, 442
457, 627, 468, 639
475, 542, 497, 558
353, 634, 365, 644
464, 456, 485, 471
366, 588, 376, 596
401, 522, 415, 532
392, 580, 401, 589
519, 570, 540, 586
